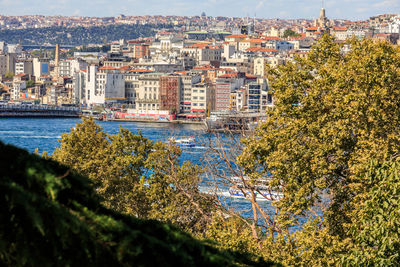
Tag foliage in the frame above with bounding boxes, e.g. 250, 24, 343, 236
4, 72, 14, 79
205, 214, 262, 256
259, 218, 348, 266
0, 24, 173, 45
239, 35, 400, 233
0, 141, 274, 266
26, 80, 35, 88
344, 161, 400, 266
52, 117, 215, 234
282, 29, 301, 38
218, 35, 400, 265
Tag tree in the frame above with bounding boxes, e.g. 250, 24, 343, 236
52, 118, 216, 234
0, 141, 274, 266
4, 72, 14, 79
239, 35, 400, 234
26, 80, 35, 88
282, 29, 301, 38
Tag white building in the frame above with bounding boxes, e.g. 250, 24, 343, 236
33, 58, 50, 80
191, 82, 208, 113
85, 65, 125, 106
11, 79, 26, 100
134, 73, 163, 114
15, 60, 33, 75
389, 16, 400, 34
59, 59, 87, 77
180, 73, 201, 113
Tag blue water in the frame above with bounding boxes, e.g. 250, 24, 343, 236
0, 118, 278, 222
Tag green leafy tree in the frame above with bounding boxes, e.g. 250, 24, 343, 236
344, 160, 400, 266
26, 80, 35, 88
215, 35, 400, 265
52, 118, 215, 234
239, 35, 400, 232
282, 29, 301, 38
4, 72, 14, 79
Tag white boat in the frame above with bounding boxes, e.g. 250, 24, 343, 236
228, 176, 283, 201
169, 137, 196, 148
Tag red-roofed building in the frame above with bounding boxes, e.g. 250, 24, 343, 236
260, 36, 282, 41
238, 39, 264, 51
225, 34, 248, 42
245, 47, 278, 55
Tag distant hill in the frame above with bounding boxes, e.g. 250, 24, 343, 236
0, 24, 173, 46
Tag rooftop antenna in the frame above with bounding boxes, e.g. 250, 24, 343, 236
322, 0, 324, 8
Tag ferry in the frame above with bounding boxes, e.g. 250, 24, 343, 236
204, 111, 268, 133
228, 176, 283, 201
168, 137, 196, 148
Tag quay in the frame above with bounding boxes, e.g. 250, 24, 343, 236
0, 105, 81, 118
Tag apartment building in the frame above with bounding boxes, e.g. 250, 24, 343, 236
191, 82, 208, 114
215, 73, 244, 111
33, 58, 50, 80
85, 65, 125, 106
15, 60, 33, 75
159, 75, 181, 113
135, 73, 163, 114
0, 53, 17, 77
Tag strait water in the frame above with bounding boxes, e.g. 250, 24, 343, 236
0, 118, 277, 220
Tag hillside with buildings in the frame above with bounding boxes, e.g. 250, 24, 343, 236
0, 10, 399, 122
0, 24, 170, 45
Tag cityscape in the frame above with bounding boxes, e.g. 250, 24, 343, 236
2, 3, 400, 266
1, 10, 399, 126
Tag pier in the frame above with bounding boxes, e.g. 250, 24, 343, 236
0, 105, 81, 118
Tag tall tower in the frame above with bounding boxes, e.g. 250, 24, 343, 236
54, 44, 60, 81
320, 8, 326, 19
315, 4, 329, 30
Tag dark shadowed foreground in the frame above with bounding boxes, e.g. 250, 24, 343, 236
0, 141, 275, 266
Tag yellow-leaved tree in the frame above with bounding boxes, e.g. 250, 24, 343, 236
52, 118, 216, 234
208, 35, 400, 265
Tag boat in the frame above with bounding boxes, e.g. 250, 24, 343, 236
169, 137, 196, 148
204, 111, 268, 133
228, 176, 283, 201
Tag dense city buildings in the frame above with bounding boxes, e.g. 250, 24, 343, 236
1, 10, 400, 120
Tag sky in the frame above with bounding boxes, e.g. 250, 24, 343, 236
0, 0, 399, 20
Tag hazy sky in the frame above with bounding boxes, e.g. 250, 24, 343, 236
0, 0, 399, 20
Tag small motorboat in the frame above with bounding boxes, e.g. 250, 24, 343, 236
169, 136, 196, 148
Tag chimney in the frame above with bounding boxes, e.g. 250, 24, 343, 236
55, 44, 60, 66
54, 44, 60, 81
